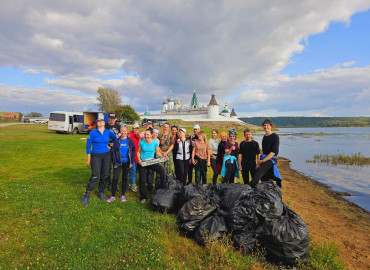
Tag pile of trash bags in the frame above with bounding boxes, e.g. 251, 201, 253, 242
150, 176, 309, 264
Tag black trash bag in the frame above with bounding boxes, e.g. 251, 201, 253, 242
225, 198, 258, 231
253, 190, 283, 219
194, 215, 228, 245
255, 180, 282, 200
177, 195, 217, 236
213, 183, 231, 194
183, 183, 208, 200
221, 183, 253, 212
259, 205, 309, 264
167, 175, 183, 190
232, 230, 256, 251
150, 188, 185, 214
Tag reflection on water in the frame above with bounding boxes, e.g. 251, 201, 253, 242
252, 127, 370, 211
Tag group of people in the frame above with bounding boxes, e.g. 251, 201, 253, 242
82, 114, 281, 206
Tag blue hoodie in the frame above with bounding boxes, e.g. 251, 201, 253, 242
111, 137, 136, 167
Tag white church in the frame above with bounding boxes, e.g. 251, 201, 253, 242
141, 90, 241, 122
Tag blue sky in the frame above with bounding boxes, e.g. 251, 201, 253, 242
282, 10, 370, 77
0, 1, 369, 117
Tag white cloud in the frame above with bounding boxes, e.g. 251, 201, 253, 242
232, 64, 370, 116
0, 1, 369, 114
0, 84, 97, 115
23, 68, 39, 74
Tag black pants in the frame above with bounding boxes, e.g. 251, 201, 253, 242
210, 157, 218, 184
223, 159, 237, 183
112, 161, 130, 196
250, 160, 278, 187
188, 162, 194, 183
241, 160, 256, 185
147, 169, 154, 192
175, 159, 189, 185
86, 152, 111, 193
195, 158, 208, 185
138, 163, 166, 200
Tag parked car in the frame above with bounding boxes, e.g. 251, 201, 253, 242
34, 119, 47, 124
24, 118, 30, 123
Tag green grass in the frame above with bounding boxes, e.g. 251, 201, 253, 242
306, 153, 370, 166
0, 125, 344, 269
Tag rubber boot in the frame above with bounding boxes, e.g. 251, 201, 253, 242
81, 192, 89, 206
98, 191, 106, 201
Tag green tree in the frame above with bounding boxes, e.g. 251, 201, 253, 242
26, 112, 43, 117
96, 87, 122, 112
115, 105, 140, 123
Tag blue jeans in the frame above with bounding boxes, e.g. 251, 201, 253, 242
129, 162, 137, 185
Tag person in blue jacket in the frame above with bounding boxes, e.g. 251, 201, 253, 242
82, 118, 117, 205
107, 125, 136, 203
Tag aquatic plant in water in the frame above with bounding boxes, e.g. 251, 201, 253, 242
306, 153, 370, 166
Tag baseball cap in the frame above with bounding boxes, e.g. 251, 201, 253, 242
96, 118, 104, 123
153, 128, 159, 134
133, 123, 140, 128
193, 124, 200, 129
108, 113, 116, 118
179, 128, 186, 133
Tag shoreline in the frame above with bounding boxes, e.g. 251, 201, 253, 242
278, 157, 370, 269
280, 157, 369, 215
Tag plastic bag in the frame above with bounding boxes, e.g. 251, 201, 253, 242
259, 205, 309, 264
225, 198, 258, 231
195, 215, 228, 245
221, 183, 253, 212
255, 180, 282, 200
183, 183, 208, 200
177, 195, 217, 236
167, 175, 183, 190
232, 230, 256, 251
253, 190, 283, 219
150, 188, 185, 214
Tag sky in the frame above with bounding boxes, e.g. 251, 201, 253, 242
0, 1, 369, 117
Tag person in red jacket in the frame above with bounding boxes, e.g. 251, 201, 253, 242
128, 123, 141, 192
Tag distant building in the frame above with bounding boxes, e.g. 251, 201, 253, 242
141, 90, 240, 122
3, 112, 20, 120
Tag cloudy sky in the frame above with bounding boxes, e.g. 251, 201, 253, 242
1, 0, 369, 117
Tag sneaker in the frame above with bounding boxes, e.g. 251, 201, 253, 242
120, 195, 127, 202
130, 184, 138, 192
81, 193, 89, 206
141, 199, 146, 204
98, 191, 106, 201
106, 196, 116, 203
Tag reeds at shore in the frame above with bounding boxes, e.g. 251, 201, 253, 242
306, 152, 370, 166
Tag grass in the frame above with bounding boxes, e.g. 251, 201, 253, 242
306, 153, 370, 166
0, 124, 344, 269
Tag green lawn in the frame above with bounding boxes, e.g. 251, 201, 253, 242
0, 125, 343, 269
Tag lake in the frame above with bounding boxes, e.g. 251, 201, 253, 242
251, 127, 370, 211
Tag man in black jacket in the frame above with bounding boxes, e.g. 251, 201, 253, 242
105, 113, 121, 191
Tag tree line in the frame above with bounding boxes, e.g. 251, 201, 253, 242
239, 116, 370, 127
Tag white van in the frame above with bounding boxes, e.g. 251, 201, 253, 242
48, 111, 84, 134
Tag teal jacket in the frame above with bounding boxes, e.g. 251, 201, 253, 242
221, 155, 240, 178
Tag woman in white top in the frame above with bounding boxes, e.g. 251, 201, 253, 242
208, 129, 220, 184
173, 128, 192, 185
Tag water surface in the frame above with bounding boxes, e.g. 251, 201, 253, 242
252, 127, 370, 211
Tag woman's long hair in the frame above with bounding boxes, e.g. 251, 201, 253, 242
198, 131, 207, 144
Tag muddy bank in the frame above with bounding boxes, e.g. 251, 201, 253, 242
278, 157, 370, 269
